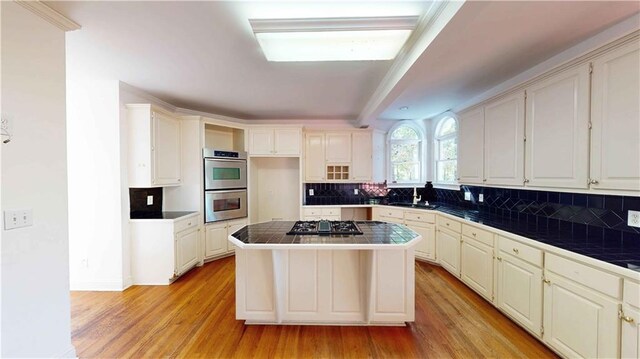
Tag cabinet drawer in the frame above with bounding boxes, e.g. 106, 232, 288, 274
404, 211, 435, 223
303, 207, 322, 216
303, 207, 340, 217
498, 235, 542, 267
546, 253, 622, 299
462, 224, 494, 247
175, 215, 198, 233
379, 207, 404, 220
322, 208, 340, 216
438, 216, 461, 233
624, 281, 639, 309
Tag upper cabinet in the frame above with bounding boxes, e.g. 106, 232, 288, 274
127, 104, 182, 187
304, 130, 374, 182
248, 127, 301, 156
590, 41, 640, 192
457, 107, 485, 184
525, 64, 590, 189
484, 91, 525, 187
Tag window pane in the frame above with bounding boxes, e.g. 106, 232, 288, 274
439, 137, 457, 160
390, 142, 419, 162
437, 117, 457, 137
393, 162, 420, 182
391, 126, 419, 140
436, 160, 457, 182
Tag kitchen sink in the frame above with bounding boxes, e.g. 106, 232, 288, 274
389, 202, 439, 210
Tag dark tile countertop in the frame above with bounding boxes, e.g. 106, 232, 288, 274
130, 211, 198, 220
423, 202, 640, 272
231, 221, 419, 246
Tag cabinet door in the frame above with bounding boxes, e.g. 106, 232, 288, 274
621, 304, 640, 359
525, 64, 590, 189
153, 111, 181, 185
274, 128, 301, 155
227, 220, 246, 253
325, 133, 352, 163
460, 236, 493, 301
175, 228, 199, 276
351, 132, 373, 181
497, 253, 542, 336
305, 133, 325, 181
249, 128, 274, 155
457, 107, 484, 184
407, 223, 435, 261
543, 271, 619, 358
436, 227, 460, 277
205, 224, 227, 258
591, 42, 640, 191
484, 92, 525, 186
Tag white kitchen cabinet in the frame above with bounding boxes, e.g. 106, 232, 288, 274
373, 207, 404, 224
249, 127, 301, 156
496, 238, 543, 336
457, 107, 485, 184
543, 253, 621, 358
621, 280, 640, 359
406, 222, 435, 261
590, 41, 640, 191
351, 132, 373, 181
325, 133, 352, 163
436, 224, 461, 277
460, 225, 494, 302
127, 104, 182, 187
304, 133, 325, 181
205, 218, 248, 259
302, 207, 340, 221
130, 213, 200, 285
525, 64, 590, 189
483, 91, 525, 186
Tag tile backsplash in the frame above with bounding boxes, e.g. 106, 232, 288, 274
303, 183, 640, 235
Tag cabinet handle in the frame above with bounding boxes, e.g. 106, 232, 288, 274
496, 257, 502, 261
456, 178, 460, 181
446, 223, 450, 226
188, 222, 192, 226
523, 179, 530, 184
483, 179, 487, 182
472, 232, 476, 237
619, 310, 635, 323
543, 279, 551, 284
590, 179, 599, 185
512, 248, 519, 254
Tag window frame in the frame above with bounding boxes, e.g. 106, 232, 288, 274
387, 121, 425, 186
434, 115, 459, 185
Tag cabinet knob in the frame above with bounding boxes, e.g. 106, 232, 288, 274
472, 232, 476, 237
523, 179, 530, 184
188, 222, 192, 226
590, 179, 599, 185
513, 248, 519, 254
543, 279, 551, 284
446, 223, 450, 226
496, 257, 502, 261
456, 178, 460, 181
619, 310, 635, 323
482, 179, 487, 182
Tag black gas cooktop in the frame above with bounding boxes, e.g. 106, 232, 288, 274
287, 220, 363, 236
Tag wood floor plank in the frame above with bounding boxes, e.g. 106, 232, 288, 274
71, 257, 558, 358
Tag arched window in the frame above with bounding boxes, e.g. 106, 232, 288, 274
434, 116, 458, 183
388, 123, 423, 184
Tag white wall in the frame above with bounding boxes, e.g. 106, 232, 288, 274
1, 2, 76, 357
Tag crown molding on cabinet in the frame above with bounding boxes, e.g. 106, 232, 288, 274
16, 0, 81, 31
357, 1, 465, 128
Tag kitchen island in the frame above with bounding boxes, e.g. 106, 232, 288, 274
228, 221, 421, 325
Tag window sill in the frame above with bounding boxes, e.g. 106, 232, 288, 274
432, 183, 460, 190
387, 182, 424, 188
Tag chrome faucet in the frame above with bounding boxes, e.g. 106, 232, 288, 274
412, 187, 421, 205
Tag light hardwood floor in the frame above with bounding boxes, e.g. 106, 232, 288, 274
71, 256, 558, 358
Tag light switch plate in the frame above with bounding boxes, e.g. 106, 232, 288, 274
628, 210, 640, 228
464, 192, 471, 201
147, 195, 154, 206
4, 209, 33, 230
354, 189, 359, 195
309, 189, 314, 196
479, 194, 484, 202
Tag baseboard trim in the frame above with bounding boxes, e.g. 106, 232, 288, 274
70, 280, 124, 291
55, 344, 77, 358
122, 276, 133, 290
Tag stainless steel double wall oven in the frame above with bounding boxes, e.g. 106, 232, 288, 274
203, 149, 247, 223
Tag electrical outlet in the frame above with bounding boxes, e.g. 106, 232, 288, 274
3, 209, 33, 230
81, 258, 89, 268
354, 189, 359, 195
309, 189, 314, 196
464, 192, 471, 201
479, 194, 484, 203
147, 195, 154, 206
628, 210, 640, 228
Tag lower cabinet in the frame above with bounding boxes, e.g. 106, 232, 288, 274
543, 254, 621, 358
436, 226, 461, 277
301, 207, 340, 221
406, 222, 435, 261
205, 218, 248, 260
460, 233, 494, 303
496, 252, 543, 336
621, 280, 640, 358
131, 213, 201, 285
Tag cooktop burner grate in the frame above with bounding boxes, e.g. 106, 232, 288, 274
287, 220, 363, 235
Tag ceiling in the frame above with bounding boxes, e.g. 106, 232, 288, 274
47, 1, 639, 126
